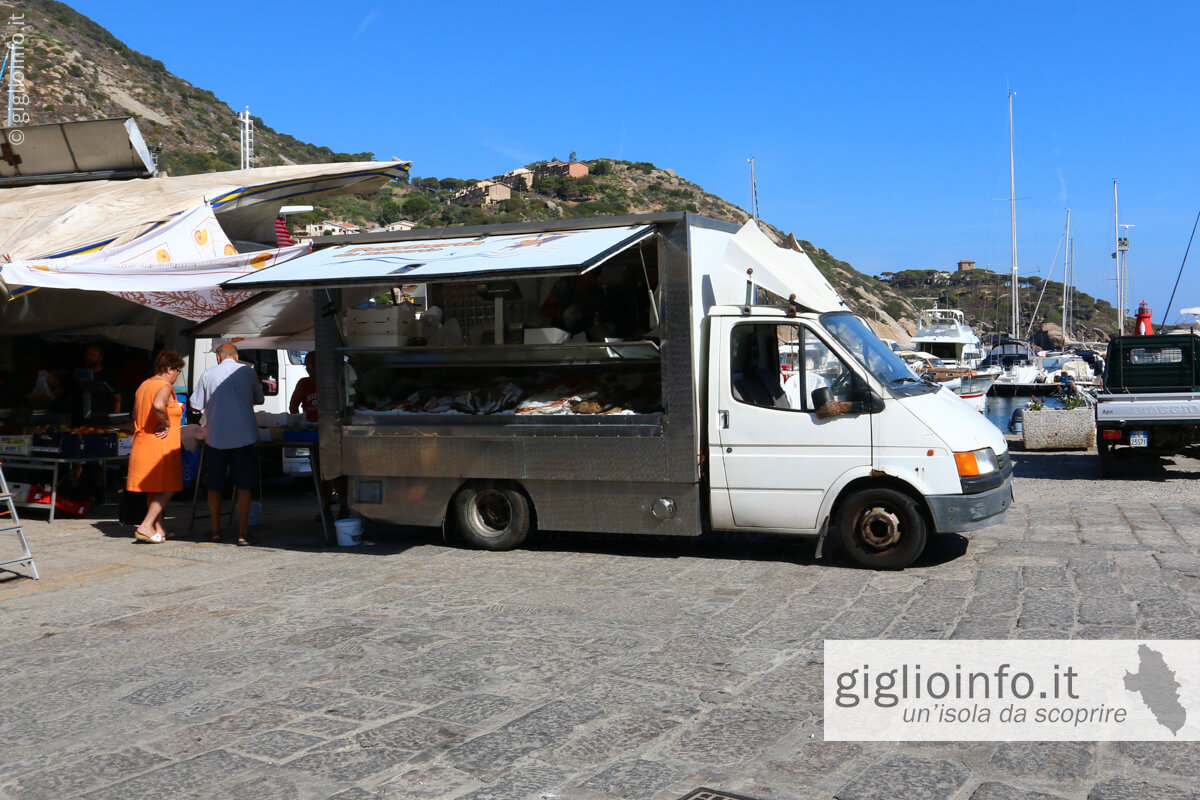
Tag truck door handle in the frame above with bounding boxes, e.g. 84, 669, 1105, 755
719, 410, 730, 429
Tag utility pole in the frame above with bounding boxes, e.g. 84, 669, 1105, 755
238, 106, 254, 170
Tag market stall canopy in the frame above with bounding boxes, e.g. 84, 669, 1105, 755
1, 203, 309, 320
223, 224, 656, 290
0, 160, 411, 260
719, 220, 847, 313
0, 117, 157, 188
186, 288, 318, 341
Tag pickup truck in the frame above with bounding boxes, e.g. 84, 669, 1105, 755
1095, 333, 1200, 476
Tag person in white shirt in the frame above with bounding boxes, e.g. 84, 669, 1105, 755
191, 344, 264, 545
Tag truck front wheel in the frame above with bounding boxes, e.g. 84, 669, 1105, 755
836, 488, 927, 570
452, 484, 531, 551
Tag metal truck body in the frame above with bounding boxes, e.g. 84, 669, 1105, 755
222, 213, 1012, 568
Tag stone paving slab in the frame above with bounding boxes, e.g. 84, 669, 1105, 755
1, 460, 1199, 799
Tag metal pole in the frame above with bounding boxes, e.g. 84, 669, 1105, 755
1119, 224, 1134, 337
1061, 209, 1071, 342
6, 43, 14, 129
1008, 92, 1019, 338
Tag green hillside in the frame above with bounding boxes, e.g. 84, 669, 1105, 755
880, 268, 1122, 346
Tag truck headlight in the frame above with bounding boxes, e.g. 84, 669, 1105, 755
954, 447, 998, 477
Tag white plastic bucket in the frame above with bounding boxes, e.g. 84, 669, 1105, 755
335, 517, 363, 547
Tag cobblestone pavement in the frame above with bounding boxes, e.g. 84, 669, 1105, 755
1, 455, 1199, 800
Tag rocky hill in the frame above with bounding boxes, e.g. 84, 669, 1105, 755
5, 0, 1121, 344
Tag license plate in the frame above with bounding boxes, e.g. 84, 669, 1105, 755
1130, 431, 1148, 447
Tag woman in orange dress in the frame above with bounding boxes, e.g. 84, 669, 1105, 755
126, 350, 185, 543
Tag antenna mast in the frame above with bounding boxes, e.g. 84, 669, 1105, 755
1008, 91, 1019, 338
238, 106, 255, 170
1112, 180, 1133, 335
747, 155, 759, 221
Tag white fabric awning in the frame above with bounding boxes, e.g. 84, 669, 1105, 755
224, 224, 655, 290
0, 203, 309, 320
0, 160, 410, 260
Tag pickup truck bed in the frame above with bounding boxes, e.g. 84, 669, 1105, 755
1096, 334, 1200, 476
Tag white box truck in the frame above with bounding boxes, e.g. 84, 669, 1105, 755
217, 213, 1012, 568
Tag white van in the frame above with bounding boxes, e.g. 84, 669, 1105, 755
212, 213, 1013, 569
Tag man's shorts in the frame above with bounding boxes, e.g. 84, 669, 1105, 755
204, 444, 259, 491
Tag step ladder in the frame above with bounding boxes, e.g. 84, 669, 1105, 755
0, 464, 39, 580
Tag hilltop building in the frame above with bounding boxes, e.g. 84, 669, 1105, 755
451, 180, 511, 207
535, 161, 589, 179
957, 259, 976, 272
304, 220, 362, 237
370, 219, 417, 233
493, 167, 535, 191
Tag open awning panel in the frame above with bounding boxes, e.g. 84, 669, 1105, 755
224, 224, 655, 290
0, 117, 156, 187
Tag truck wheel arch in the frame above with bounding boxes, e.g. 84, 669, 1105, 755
447, 480, 538, 551
826, 472, 935, 536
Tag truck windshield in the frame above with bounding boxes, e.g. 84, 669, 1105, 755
821, 312, 924, 388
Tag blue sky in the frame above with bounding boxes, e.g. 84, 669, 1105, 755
63, 0, 1200, 322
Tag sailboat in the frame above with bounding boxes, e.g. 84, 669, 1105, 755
988, 91, 1050, 396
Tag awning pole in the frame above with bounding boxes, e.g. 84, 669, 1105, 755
638, 245, 660, 329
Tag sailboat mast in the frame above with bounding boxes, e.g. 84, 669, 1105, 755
1008, 91, 1019, 337
747, 156, 759, 221
1065, 235, 1074, 342
1113, 180, 1122, 335
1061, 209, 1071, 343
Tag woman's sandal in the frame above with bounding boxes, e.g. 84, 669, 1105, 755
209, 531, 222, 543
134, 528, 165, 544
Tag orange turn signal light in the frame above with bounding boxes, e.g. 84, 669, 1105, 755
954, 451, 980, 477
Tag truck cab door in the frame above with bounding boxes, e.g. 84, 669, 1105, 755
708, 318, 873, 532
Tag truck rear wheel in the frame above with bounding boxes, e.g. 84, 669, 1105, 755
836, 487, 927, 570
452, 484, 531, 551
1099, 442, 1114, 478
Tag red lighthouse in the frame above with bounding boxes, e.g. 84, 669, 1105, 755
1134, 300, 1154, 336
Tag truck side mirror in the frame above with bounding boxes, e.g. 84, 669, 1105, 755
851, 391, 885, 415
812, 387, 832, 409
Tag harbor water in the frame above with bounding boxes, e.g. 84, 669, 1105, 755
983, 393, 1068, 434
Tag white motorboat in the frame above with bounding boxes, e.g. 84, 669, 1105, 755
912, 307, 985, 368
900, 350, 999, 412
980, 338, 1053, 396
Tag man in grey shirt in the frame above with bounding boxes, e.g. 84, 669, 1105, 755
191, 344, 264, 545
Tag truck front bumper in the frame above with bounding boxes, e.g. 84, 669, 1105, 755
926, 476, 1014, 533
